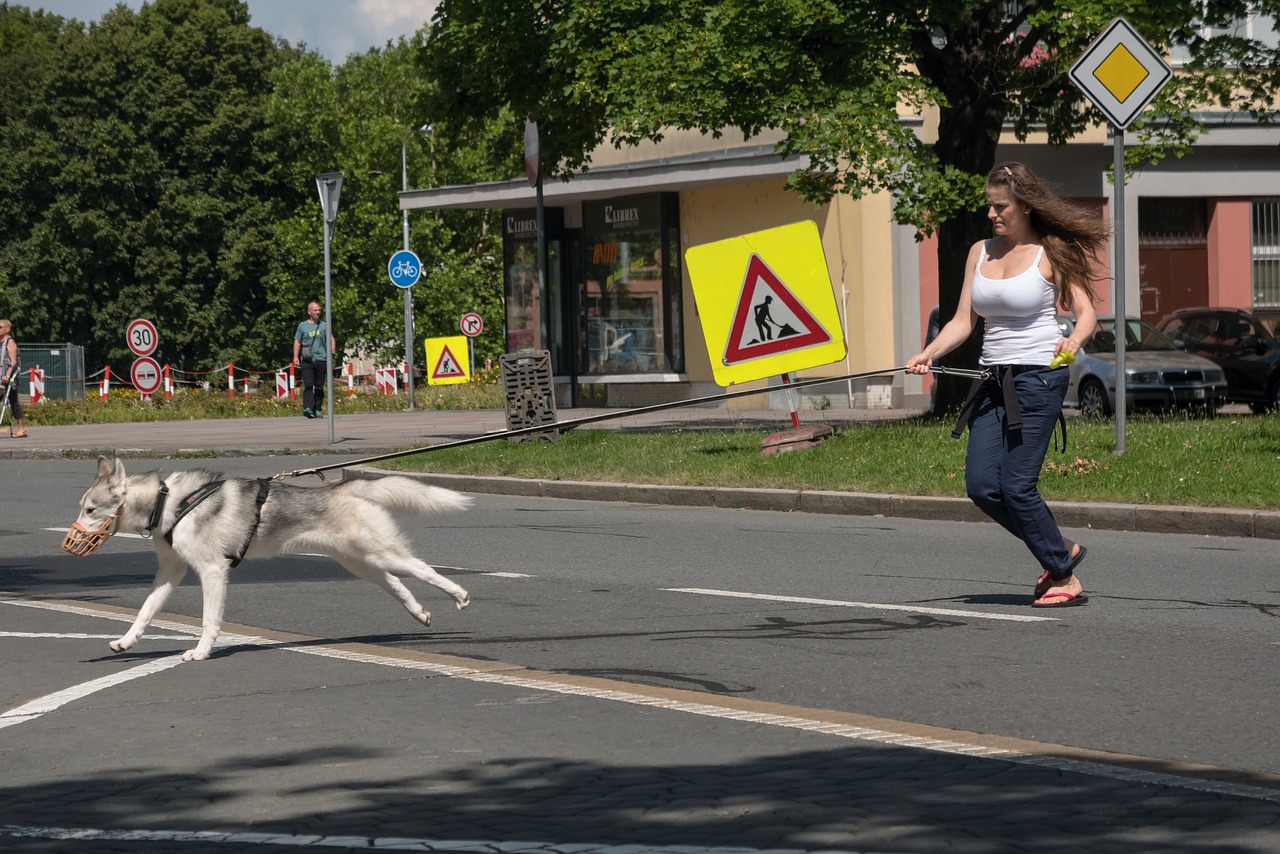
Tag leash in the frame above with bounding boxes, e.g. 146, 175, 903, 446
272, 365, 981, 481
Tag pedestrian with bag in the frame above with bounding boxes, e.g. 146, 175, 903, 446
906, 162, 1107, 608
292, 301, 335, 418
0, 318, 28, 438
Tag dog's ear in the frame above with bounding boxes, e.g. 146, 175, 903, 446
106, 457, 127, 488
96, 455, 113, 478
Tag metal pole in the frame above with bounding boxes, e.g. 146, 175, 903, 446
535, 170, 548, 351
401, 128, 417, 410
1112, 128, 1127, 455
323, 215, 335, 444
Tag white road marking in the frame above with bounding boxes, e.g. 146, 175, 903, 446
0, 825, 819, 854
5, 599, 1277, 804
0, 632, 191, 640
664, 586, 1056, 623
0, 654, 185, 730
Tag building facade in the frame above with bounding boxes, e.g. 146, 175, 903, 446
401, 119, 1279, 411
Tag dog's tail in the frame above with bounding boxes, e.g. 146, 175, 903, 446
340, 477, 472, 515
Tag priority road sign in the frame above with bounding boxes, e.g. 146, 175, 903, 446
1069, 17, 1172, 130
684, 221, 846, 386
126, 318, 158, 357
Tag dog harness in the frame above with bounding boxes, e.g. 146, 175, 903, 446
145, 478, 272, 567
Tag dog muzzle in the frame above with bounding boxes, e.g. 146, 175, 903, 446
61, 515, 119, 558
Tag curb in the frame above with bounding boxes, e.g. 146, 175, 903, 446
344, 467, 1280, 541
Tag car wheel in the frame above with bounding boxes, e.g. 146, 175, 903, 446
1078, 378, 1111, 418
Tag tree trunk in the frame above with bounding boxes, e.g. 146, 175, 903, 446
924, 61, 1006, 415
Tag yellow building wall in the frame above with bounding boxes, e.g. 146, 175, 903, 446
678, 180, 899, 407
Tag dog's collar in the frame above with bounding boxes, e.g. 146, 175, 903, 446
143, 482, 170, 538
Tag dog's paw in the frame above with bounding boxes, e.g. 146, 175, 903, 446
456, 593, 470, 611
182, 647, 211, 662
109, 638, 133, 654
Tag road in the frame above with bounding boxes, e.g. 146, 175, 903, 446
1, 456, 1277, 853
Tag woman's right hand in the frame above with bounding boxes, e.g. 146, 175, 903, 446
905, 352, 933, 375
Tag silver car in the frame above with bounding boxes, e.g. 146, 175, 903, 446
1056, 316, 1227, 417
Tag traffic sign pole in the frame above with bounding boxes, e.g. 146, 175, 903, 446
1069, 17, 1170, 456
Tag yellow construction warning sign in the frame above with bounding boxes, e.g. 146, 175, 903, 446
425, 335, 470, 385
685, 220, 846, 386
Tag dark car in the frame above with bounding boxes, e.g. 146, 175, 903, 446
1157, 307, 1280, 413
1057, 315, 1226, 418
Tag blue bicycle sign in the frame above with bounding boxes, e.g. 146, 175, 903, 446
388, 250, 422, 288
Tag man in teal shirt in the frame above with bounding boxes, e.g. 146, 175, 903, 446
292, 301, 334, 418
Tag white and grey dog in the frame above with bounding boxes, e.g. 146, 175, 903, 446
65, 456, 472, 661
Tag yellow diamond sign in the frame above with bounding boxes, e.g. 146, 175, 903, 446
1069, 17, 1171, 129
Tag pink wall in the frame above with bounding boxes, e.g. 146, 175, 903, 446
1207, 199, 1253, 307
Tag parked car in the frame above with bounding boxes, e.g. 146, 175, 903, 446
1157, 307, 1280, 413
1056, 315, 1227, 418
1250, 307, 1280, 340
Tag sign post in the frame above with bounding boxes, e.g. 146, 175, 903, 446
1069, 17, 1171, 456
316, 172, 344, 443
460, 312, 483, 378
126, 319, 159, 402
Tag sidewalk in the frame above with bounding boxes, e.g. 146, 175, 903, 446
4, 404, 1277, 541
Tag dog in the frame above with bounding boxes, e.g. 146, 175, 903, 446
65, 456, 472, 661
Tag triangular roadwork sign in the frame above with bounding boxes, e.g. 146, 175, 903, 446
432, 344, 467, 380
723, 254, 831, 365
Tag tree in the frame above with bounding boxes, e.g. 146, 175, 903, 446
0, 0, 291, 374
260, 36, 517, 373
421, 0, 1279, 409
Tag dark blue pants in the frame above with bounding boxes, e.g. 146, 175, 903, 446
964, 368, 1072, 579
300, 360, 327, 412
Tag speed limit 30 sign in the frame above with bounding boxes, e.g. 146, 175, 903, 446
127, 318, 159, 357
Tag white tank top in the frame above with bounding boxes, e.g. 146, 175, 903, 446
970, 242, 1060, 366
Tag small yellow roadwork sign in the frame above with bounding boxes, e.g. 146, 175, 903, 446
425, 335, 470, 385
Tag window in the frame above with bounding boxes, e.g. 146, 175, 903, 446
580, 194, 682, 375
1253, 198, 1280, 308
1171, 3, 1279, 64
1139, 198, 1208, 245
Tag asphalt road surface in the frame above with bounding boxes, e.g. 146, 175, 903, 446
1, 456, 1277, 853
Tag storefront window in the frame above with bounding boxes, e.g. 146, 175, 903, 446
503, 208, 563, 356
581, 194, 682, 375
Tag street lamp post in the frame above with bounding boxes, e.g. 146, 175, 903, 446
401, 123, 432, 409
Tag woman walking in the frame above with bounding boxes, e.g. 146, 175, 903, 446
0, 318, 29, 438
906, 162, 1108, 607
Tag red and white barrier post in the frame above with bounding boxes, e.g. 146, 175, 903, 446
227, 363, 235, 400
276, 368, 289, 399
164, 364, 172, 399
100, 365, 110, 400
28, 367, 44, 404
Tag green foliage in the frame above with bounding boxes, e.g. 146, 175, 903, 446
262, 37, 514, 371
0, 0, 290, 372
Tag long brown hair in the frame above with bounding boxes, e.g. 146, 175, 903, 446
985, 162, 1109, 311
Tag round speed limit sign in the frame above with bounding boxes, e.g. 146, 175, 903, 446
127, 318, 159, 357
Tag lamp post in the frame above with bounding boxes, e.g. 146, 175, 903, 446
401, 123, 432, 409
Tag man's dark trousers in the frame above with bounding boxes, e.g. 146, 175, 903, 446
300, 359, 327, 413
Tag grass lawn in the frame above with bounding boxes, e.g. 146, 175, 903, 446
375, 411, 1280, 511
